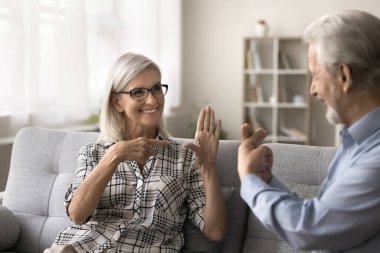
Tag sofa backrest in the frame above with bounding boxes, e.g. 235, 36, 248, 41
4, 127, 338, 253
242, 143, 337, 253
3, 128, 99, 253
213, 140, 248, 253
3, 127, 247, 253
178, 138, 247, 253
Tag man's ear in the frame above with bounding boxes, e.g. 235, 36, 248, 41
112, 94, 124, 112
338, 64, 352, 93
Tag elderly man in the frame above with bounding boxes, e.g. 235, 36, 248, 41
237, 10, 380, 252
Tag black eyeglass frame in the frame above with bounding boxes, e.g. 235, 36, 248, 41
115, 84, 168, 101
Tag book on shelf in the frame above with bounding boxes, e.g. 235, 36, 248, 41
278, 83, 288, 103
245, 49, 253, 69
279, 52, 291, 69
245, 49, 262, 69
280, 127, 306, 139
249, 85, 258, 102
248, 84, 264, 103
253, 51, 262, 69
255, 85, 264, 103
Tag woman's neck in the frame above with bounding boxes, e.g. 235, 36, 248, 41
124, 126, 158, 140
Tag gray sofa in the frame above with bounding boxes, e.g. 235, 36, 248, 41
0, 127, 337, 253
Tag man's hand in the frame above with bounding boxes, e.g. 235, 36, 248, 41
237, 123, 273, 183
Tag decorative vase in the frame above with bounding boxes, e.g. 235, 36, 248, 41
255, 20, 269, 37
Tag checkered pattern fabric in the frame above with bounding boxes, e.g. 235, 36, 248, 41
53, 135, 205, 253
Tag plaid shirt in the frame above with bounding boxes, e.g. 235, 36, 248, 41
54, 135, 205, 253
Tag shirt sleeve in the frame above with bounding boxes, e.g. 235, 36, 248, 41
185, 157, 206, 232
269, 176, 292, 193
240, 151, 380, 251
64, 144, 98, 218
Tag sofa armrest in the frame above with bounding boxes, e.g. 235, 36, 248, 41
0, 205, 20, 251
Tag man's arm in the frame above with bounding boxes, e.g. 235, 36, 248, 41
240, 155, 380, 251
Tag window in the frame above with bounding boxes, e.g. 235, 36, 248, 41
0, 0, 181, 137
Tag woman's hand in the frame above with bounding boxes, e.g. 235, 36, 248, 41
184, 106, 221, 170
185, 106, 228, 240
108, 137, 171, 164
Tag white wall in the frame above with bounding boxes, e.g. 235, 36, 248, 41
177, 0, 380, 146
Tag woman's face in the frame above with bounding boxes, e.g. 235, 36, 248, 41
113, 68, 164, 133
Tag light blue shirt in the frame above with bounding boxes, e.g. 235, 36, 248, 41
241, 107, 380, 252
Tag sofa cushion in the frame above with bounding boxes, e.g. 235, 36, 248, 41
0, 205, 20, 251
182, 186, 235, 253
0, 191, 4, 205
243, 182, 320, 253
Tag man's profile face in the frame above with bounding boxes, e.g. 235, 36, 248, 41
308, 44, 342, 125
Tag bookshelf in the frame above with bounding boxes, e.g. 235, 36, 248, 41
243, 37, 311, 144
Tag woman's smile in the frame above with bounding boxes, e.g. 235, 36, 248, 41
140, 107, 158, 114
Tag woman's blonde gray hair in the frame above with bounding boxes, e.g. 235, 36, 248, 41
99, 52, 169, 142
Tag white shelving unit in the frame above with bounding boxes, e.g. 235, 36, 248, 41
243, 37, 311, 144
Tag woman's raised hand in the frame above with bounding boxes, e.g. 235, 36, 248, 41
184, 106, 221, 169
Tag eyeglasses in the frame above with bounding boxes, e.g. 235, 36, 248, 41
115, 84, 168, 101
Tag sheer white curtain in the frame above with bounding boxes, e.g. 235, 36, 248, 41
117, 0, 182, 113
0, 0, 181, 138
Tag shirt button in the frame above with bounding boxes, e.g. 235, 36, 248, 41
133, 212, 139, 219
112, 231, 120, 241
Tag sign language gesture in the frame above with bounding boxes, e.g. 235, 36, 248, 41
109, 138, 171, 165
184, 106, 228, 240
184, 106, 221, 173
237, 123, 273, 183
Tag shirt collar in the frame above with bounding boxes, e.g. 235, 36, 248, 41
342, 106, 380, 145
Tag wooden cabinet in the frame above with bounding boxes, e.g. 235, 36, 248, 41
243, 37, 311, 144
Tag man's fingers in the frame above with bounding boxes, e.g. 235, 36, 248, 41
257, 145, 272, 154
265, 147, 274, 167
259, 145, 273, 165
253, 128, 267, 147
241, 123, 254, 142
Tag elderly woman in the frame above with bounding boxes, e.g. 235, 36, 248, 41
45, 52, 227, 253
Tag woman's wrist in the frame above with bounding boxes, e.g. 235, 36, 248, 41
104, 145, 123, 167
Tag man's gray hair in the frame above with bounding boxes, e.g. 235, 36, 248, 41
303, 10, 380, 90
